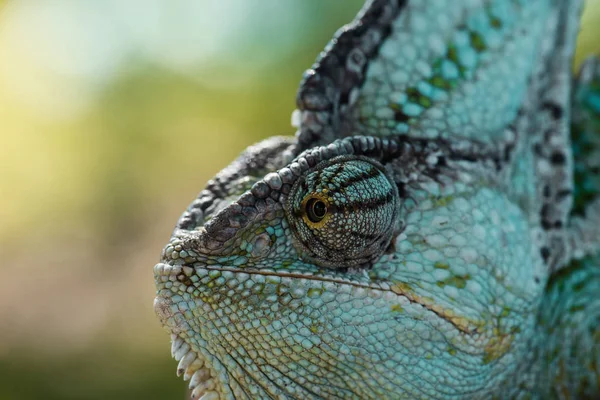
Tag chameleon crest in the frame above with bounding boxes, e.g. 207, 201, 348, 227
154, 1, 600, 399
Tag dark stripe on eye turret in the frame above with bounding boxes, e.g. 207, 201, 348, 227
349, 230, 381, 242
326, 165, 381, 194
328, 162, 347, 182
306, 162, 343, 192
333, 191, 395, 212
312, 160, 334, 186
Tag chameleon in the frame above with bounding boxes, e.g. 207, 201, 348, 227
153, 0, 600, 399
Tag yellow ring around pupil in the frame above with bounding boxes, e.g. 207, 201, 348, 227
301, 194, 332, 227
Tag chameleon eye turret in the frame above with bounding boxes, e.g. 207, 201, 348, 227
286, 155, 398, 269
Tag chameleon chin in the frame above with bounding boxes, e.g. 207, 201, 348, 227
155, 1, 600, 399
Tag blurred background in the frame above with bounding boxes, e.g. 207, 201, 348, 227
0, 1, 598, 399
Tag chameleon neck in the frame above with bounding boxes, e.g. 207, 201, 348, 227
521, 56, 600, 399
526, 256, 600, 398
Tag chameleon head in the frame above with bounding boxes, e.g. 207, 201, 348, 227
154, 136, 547, 399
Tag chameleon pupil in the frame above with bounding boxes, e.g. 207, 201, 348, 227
306, 198, 327, 222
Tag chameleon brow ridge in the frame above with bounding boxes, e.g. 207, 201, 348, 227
197, 135, 507, 251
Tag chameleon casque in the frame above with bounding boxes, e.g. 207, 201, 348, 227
153, 0, 600, 399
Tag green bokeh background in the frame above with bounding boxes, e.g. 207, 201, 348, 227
0, 2, 598, 399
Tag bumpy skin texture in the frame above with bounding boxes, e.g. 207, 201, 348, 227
154, 1, 600, 399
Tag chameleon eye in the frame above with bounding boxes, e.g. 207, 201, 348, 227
304, 196, 329, 223
286, 155, 399, 269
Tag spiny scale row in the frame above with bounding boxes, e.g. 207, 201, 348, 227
171, 334, 219, 400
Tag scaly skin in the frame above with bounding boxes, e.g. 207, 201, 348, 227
154, 1, 600, 399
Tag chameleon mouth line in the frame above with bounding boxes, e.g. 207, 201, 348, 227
155, 263, 475, 335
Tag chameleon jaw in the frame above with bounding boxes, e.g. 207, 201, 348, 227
154, 263, 222, 400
